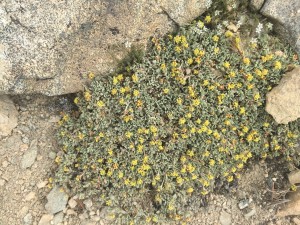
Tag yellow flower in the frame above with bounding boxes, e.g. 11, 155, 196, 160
150, 125, 158, 133
205, 15, 211, 23
171, 61, 177, 67
177, 97, 183, 105
187, 187, 194, 193
223, 61, 230, 69
227, 176, 234, 182
133, 90, 140, 97
125, 131, 133, 139
84, 92, 91, 101
131, 159, 138, 166
243, 58, 250, 65
119, 98, 125, 105
88, 72, 95, 79
239, 107, 246, 115
74, 97, 79, 104
214, 47, 220, 54
192, 98, 201, 106
97, 100, 105, 108
212, 35, 219, 42
111, 88, 117, 95
174, 35, 181, 44
163, 88, 169, 94
160, 63, 166, 70
229, 71, 236, 78
227, 83, 235, 89
254, 93, 260, 101
246, 74, 253, 81
209, 159, 215, 166
274, 61, 282, 70
175, 46, 182, 53
179, 118, 186, 125
203, 80, 210, 86
194, 48, 200, 56
225, 30, 233, 37
117, 74, 123, 81
187, 58, 193, 65
197, 20, 204, 28
132, 74, 138, 83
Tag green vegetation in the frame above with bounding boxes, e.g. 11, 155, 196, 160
53, 2, 300, 224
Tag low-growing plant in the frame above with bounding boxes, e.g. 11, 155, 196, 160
54, 2, 300, 224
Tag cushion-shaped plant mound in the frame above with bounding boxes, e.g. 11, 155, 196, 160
55, 14, 300, 224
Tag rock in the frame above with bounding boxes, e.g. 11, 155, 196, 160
37, 180, 48, 189
25, 191, 36, 201
23, 213, 33, 225
83, 199, 93, 209
38, 214, 53, 225
48, 151, 57, 160
82, 220, 96, 225
45, 186, 69, 214
2, 160, 9, 167
261, 0, 300, 58
0, 95, 18, 137
245, 208, 256, 219
250, 0, 265, 11
288, 170, 300, 185
238, 199, 249, 210
68, 198, 77, 209
0, 179, 5, 186
265, 67, 300, 124
293, 217, 300, 225
53, 212, 64, 225
0, 0, 206, 96
277, 190, 300, 217
66, 209, 77, 216
219, 211, 232, 225
21, 140, 38, 169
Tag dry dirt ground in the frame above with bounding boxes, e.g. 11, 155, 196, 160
0, 95, 299, 225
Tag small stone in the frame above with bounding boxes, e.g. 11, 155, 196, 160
245, 208, 256, 219
0, 95, 18, 137
21, 140, 38, 169
227, 24, 238, 32
220, 211, 231, 225
2, 160, 9, 168
238, 199, 249, 210
89, 211, 96, 216
0, 179, 5, 186
83, 199, 93, 209
82, 220, 96, 225
277, 190, 300, 217
37, 181, 48, 189
23, 213, 33, 225
45, 186, 69, 214
38, 214, 53, 225
293, 217, 300, 225
79, 212, 89, 220
48, 151, 57, 160
66, 209, 77, 216
288, 170, 300, 185
91, 215, 100, 222
53, 212, 64, 225
68, 198, 77, 209
49, 116, 60, 123
25, 192, 36, 201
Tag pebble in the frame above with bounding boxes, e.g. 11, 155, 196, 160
245, 208, 256, 219
83, 199, 93, 209
220, 211, 231, 225
79, 212, 89, 220
66, 209, 77, 216
2, 160, 9, 168
0, 179, 5, 186
45, 186, 69, 214
68, 198, 77, 209
25, 192, 36, 201
38, 214, 53, 225
23, 213, 33, 225
293, 217, 300, 225
288, 170, 300, 185
238, 199, 249, 210
37, 181, 48, 189
91, 215, 101, 222
21, 140, 38, 169
53, 212, 64, 225
48, 151, 56, 160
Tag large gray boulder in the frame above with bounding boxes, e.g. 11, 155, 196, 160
0, 0, 207, 96
261, 0, 300, 58
0, 95, 18, 137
